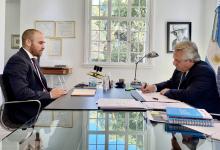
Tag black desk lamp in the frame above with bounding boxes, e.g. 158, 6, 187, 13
131, 51, 159, 88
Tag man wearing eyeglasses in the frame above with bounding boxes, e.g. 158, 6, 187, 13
141, 41, 220, 114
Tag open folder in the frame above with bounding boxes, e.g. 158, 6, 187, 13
97, 98, 146, 110
71, 89, 96, 96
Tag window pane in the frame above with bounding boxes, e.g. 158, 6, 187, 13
89, 111, 98, 118
89, 145, 96, 150
109, 145, 116, 150
131, 7, 139, 17
140, 7, 146, 17
131, 21, 145, 31
91, 31, 100, 41
92, 0, 99, 5
90, 52, 99, 62
111, 52, 118, 62
92, 5, 100, 16
89, 119, 97, 130
100, 31, 107, 41
97, 134, 105, 144
97, 119, 105, 130
89, 134, 97, 144
128, 135, 136, 144
97, 145, 105, 150
118, 145, 125, 150
91, 42, 99, 51
91, 20, 100, 30
117, 135, 125, 144
131, 0, 140, 6
99, 20, 108, 30
109, 134, 116, 144
100, 5, 108, 16
119, 53, 127, 62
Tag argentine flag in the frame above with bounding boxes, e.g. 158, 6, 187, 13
206, 2, 220, 73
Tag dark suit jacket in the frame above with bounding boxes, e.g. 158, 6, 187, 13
156, 61, 220, 113
3, 48, 52, 123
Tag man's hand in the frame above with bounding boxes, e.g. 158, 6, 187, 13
50, 88, 67, 99
140, 84, 156, 93
160, 88, 170, 95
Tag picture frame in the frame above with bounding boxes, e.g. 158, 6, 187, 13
46, 38, 62, 56
11, 34, 20, 49
167, 22, 191, 53
56, 21, 75, 38
35, 21, 55, 37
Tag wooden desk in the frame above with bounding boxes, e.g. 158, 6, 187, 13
40, 67, 72, 75
45, 88, 133, 110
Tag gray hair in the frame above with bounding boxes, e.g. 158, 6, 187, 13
174, 41, 201, 62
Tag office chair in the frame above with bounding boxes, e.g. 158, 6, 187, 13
0, 74, 41, 143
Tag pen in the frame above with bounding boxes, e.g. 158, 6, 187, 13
153, 97, 158, 101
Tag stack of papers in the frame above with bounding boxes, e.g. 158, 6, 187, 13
136, 90, 179, 103
71, 89, 96, 96
97, 98, 146, 110
143, 101, 192, 110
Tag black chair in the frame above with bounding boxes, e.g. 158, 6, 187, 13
0, 74, 41, 143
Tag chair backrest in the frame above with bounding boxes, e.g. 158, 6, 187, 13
0, 74, 8, 102
0, 74, 41, 131
216, 66, 220, 96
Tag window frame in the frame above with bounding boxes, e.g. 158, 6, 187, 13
84, 0, 153, 67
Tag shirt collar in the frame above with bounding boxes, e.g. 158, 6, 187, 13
23, 47, 38, 59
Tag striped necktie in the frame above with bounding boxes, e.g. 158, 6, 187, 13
31, 58, 48, 92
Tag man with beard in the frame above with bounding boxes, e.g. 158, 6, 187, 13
3, 29, 66, 123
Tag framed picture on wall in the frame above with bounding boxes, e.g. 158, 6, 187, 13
56, 21, 75, 38
11, 34, 20, 49
35, 21, 55, 37
167, 22, 191, 53
46, 38, 62, 56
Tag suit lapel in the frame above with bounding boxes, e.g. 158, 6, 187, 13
19, 48, 46, 86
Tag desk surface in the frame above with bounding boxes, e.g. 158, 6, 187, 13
2, 110, 219, 150
46, 88, 133, 110
2, 88, 220, 149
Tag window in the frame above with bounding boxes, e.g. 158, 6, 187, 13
85, 0, 151, 65
87, 111, 145, 150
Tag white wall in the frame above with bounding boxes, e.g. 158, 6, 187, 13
4, 0, 20, 63
0, 0, 6, 105
16, 0, 217, 89
0, 0, 6, 73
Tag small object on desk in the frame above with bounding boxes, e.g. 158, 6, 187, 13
115, 79, 125, 88
71, 89, 96, 96
130, 80, 142, 89
166, 107, 214, 127
54, 64, 67, 68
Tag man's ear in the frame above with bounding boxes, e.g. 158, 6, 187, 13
26, 39, 32, 47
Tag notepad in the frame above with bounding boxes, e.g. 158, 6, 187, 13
166, 107, 213, 127
71, 89, 96, 96
97, 98, 146, 110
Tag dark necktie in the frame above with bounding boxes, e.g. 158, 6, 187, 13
177, 72, 186, 90
31, 58, 48, 92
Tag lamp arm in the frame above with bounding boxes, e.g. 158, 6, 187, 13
134, 55, 146, 81
134, 62, 138, 81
